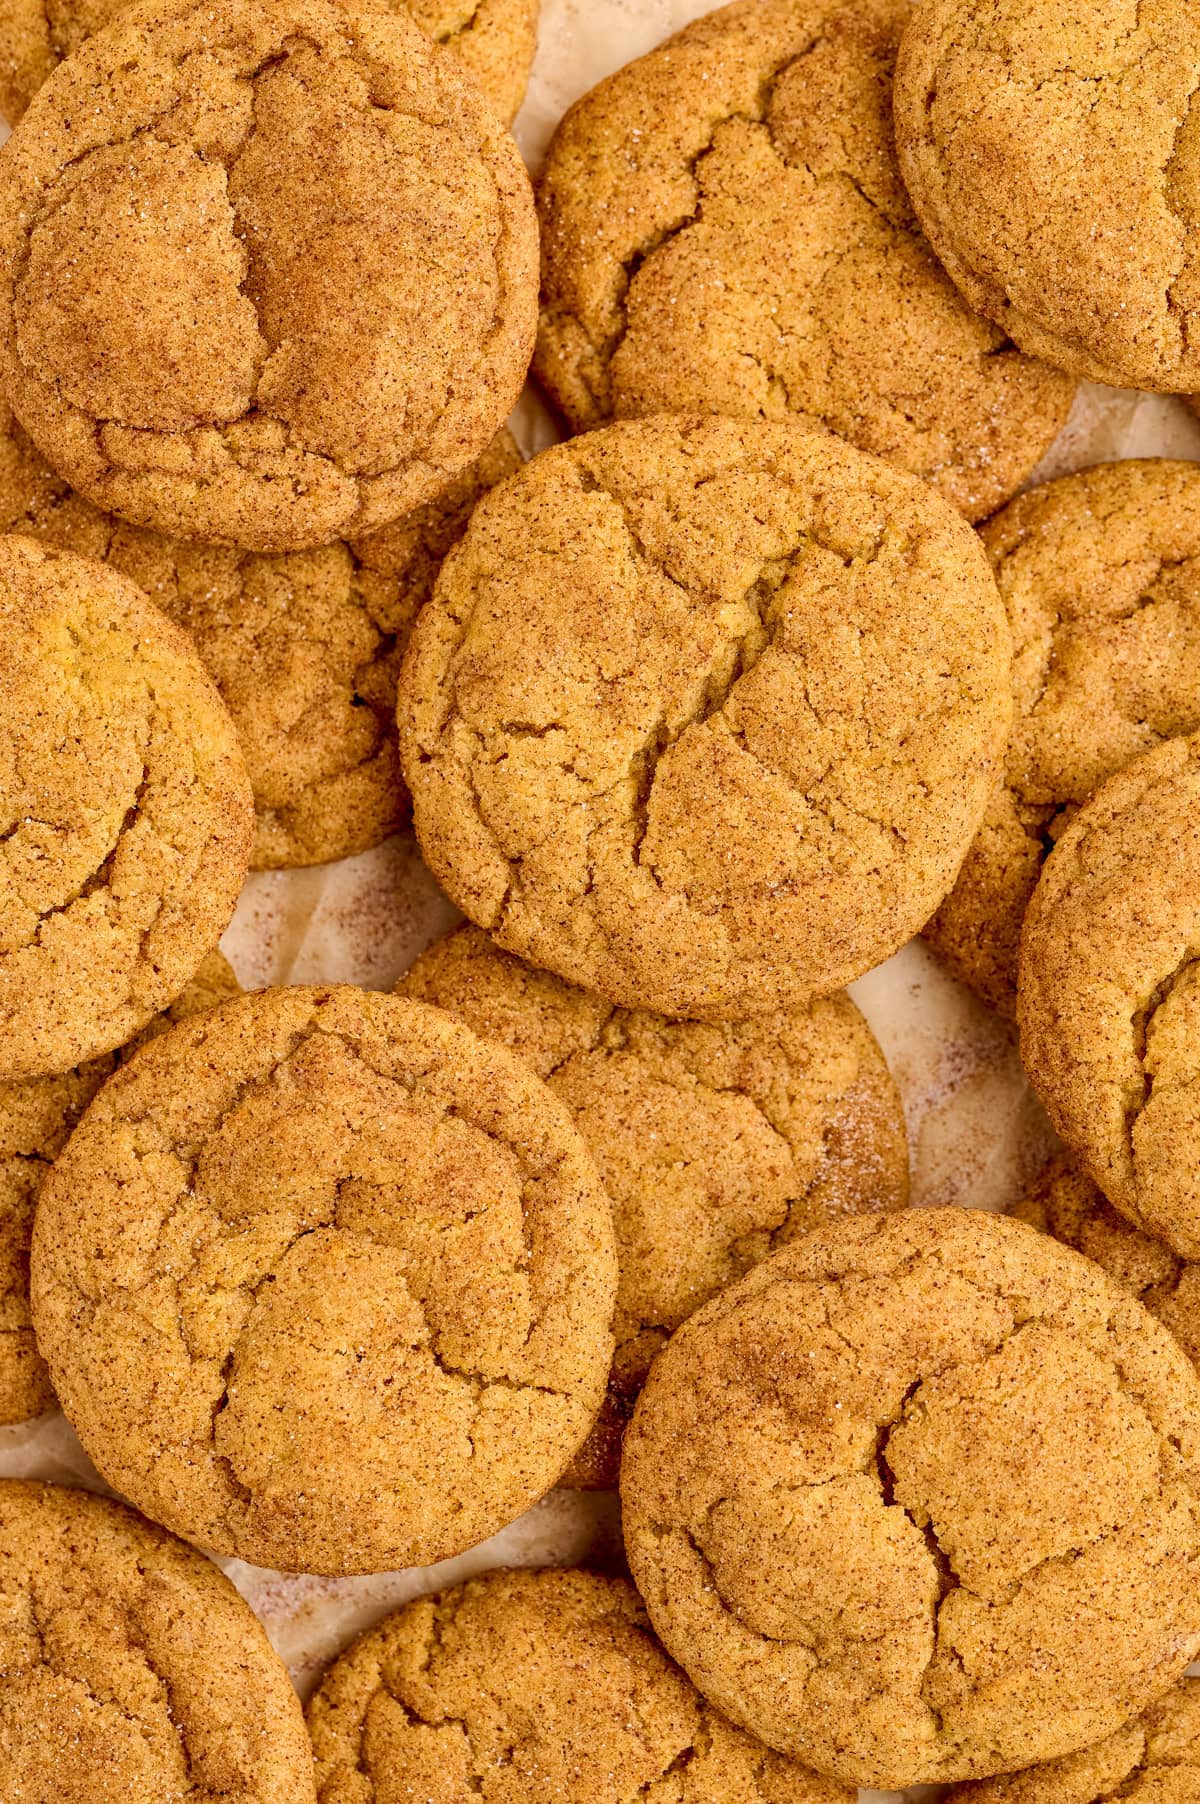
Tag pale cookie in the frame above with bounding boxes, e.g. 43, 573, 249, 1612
0, 950, 238, 1426
894, 0, 1200, 390
1015, 1154, 1200, 1374
0, 533, 252, 1079
927, 460, 1200, 1017
0, 1478, 314, 1804
30, 985, 618, 1574
943, 1675, 1200, 1804
535, 0, 1073, 522
0, 0, 537, 551
0, 0, 538, 125
399, 416, 1011, 1021
1019, 734, 1200, 1261
400, 923, 909, 1487
307, 1567, 854, 1804
0, 401, 522, 867
621, 1207, 1200, 1787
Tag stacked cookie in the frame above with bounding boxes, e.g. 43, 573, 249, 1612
2, 0, 1200, 1800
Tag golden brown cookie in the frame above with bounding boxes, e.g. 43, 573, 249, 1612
1015, 1153, 1200, 1373
307, 1566, 853, 1804
0, 1479, 315, 1803
399, 416, 1011, 1021
0, 401, 522, 868
894, 0, 1200, 391
535, 0, 1073, 523
0, 533, 252, 1080
0, 0, 537, 552
927, 460, 1200, 1017
0, 0, 538, 126
943, 1675, 1200, 1804
1019, 734, 1200, 1261
622, 1207, 1200, 1787
31, 985, 618, 1574
399, 923, 909, 1487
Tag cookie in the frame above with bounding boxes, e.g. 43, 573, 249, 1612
399, 416, 1011, 1020
1019, 734, 1200, 1261
0, 533, 252, 1079
0, 401, 522, 868
0, 0, 538, 551
1015, 1154, 1200, 1374
534, 0, 1074, 524
0, 0, 538, 125
943, 1675, 1200, 1804
0, 950, 238, 1427
0, 1478, 315, 1803
307, 1567, 852, 1804
927, 460, 1200, 1017
894, 0, 1200, 391
30, 985, 618, 1574
399, 923, 909, 1487
621, 1207, 1200, 1787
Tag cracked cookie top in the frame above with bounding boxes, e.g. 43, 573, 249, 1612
943, 1674, 1200, 1804
894, 0, 1200, 390
0, 0, 539, 126
0, 400, 522, 868
0, 0, 538, 551
0, 1478, 315, 1804
0, 949, 238, 1428
533, 0, 1074, 523
927, 460, 1200, 1018
621, 1207, 1200, 1788
399, 416, 1012, 1020
307, 1566, 853, 1804
0, 533, 252, 1079
30, 985, 618, 1574
1019, 734, 1200, 1260
399, 923, 909, 1487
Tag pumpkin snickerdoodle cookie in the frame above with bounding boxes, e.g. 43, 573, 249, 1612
894, 0, 1200, 391
943, 1675, 1200, 1804
0, 401, 522, 867
399, 923, 909, 1486
0, 1479, 315, 1803
0, 0, 537, 551
399, 416, 1011, 1021
0, 0, 538, 126
1019, 734, 1200, 1261
30, 985, 617, 1574
534, 0, 1074, 523
307, 1567, 853, 1804
622, 1207, 1200, 1787
0, 533, 252, 1080
927, 460, 1200, 1017
0, 951, 238, 1426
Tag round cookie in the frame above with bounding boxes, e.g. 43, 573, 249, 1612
0, 950, 239, 1426
30, 985, 618, 1574
0, 1479, 315, 1804
307, 1567, 853, 1804
621, 1206, 1200, 1787
0, 400, 522, 867
942, 1675, 1200, 1804
894, 0, 1200, 391
0, 0, 538, 126
0, 0, 538, 552
399, 416, 1012, 1021
0, 533, 252, 1079
1015, 1154, 1200, 1373
1019, 734, 1200, 1260
399, 924, 909, 1486
927, 460, 1200, 1017
535, 0, 1074, 523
